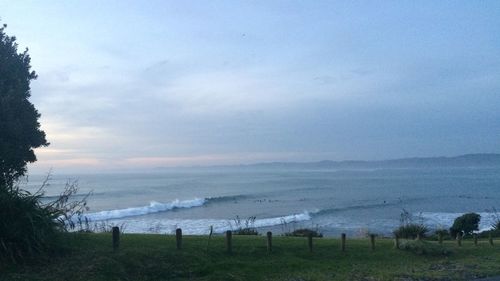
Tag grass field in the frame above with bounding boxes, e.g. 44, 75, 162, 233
2, 233, 500, 281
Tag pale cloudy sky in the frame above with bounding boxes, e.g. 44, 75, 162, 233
1, 1, 499, 173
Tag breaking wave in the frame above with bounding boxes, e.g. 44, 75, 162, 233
82, 198, 207, 221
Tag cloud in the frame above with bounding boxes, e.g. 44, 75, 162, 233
3, 1, 496, 173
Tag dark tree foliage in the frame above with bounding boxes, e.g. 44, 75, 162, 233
450, 212, 481, 237
0, 24, 48, 187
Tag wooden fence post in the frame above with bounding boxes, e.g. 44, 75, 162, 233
394, 235, 400, 249
176, 228, 182, 250
112, 226, 120, 251
308, 233, 313, 253
370, 234, 375, 251
473, 233, 478, 246
489, 233, 494, 246
226, 230, 232, 254
341, 233, 346, 252
266, 231, 272, 253
438, 232, 443, 244
456, 233, 462, 247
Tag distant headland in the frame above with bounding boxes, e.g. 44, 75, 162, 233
241, 153, 500, 169
155, 153, 500, 170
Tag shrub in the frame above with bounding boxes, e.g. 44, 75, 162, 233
393, 223, 428, 239
0, 177, 89, 263
490, 207, 500, 231
231, 216, 258, 235
284, 228, 323, 238
493, 221, 500, 231
476, 208, 500, 238
393, 209, 428, 239
233, 228, 259, 235
449, 213, 480, 237
0, 184, 61, 262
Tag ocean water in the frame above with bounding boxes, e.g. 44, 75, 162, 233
25, 167, 500, 236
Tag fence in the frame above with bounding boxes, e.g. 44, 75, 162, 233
111, 227, 496, 252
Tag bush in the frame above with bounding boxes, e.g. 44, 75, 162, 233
477, 208, 500, 238
233, 228, 259, 235
231, 216, 258, 235
394, 209, 428, 239
493, 221, 500, 231
393, 223, 428, 239
449, 213, 480, 237
0, 178, 89, 263
0, 185, 62, 262
284, 228, 323, 238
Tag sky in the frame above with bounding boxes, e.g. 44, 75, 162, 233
1, 1, 499, 173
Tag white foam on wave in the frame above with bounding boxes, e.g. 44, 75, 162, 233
420, 211, 498, 232
82, 198, 207, 221
106, 211, 313, 234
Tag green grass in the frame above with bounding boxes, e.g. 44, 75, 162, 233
2, 233, 500, 281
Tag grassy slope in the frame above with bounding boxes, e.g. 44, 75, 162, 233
2, 233, 500, 281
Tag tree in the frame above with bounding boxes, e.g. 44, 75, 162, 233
450, 213, 481, 237
0, 24, 48, 187
0, 24, 92, 263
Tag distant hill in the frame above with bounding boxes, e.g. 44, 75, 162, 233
242, 153, 500, 170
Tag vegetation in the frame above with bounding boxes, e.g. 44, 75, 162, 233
0, 177, 88, 263
231, 216, 258, 235
0, 24, 48, 187
450, 213, 481, 238
0, 183, 61, 262
393, 209, 428, 239
0, 25, 91, 263
232, 228, 259, 235
2, 233, 500, 281
284, 228, 323, 238
393, 224, 428, 239
0, 24, 61, 263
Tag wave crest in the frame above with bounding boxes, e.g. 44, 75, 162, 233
82, 198, 206, 221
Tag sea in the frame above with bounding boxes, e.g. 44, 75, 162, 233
24, 166, 500, 237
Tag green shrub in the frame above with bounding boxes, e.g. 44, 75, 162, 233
449, 213, 480, 237
393, 223, 428, 239
233, 228, 259, 235
0, 179, 89, 263
394, 208, 428, 239
0, 185, 62, 262
284, 228, 323, 237
493, 221, 500, 231
231, 216, 258, 235
477, 208, 500, 238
